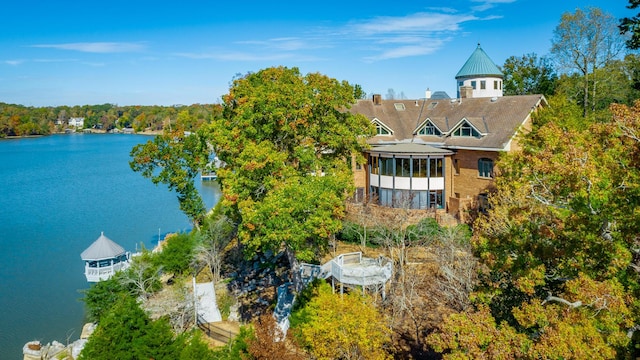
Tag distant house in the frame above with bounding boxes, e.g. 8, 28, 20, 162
349, 44, 547, 220
68, 117, 84, 128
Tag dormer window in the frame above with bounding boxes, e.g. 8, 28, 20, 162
372, 118, 393, 136
416, 120, 442, 136
451, 120, 481, 138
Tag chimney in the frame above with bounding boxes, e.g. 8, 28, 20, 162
372, 94, 382, 105
425, 88, 431, 99
459, 85, 473, 99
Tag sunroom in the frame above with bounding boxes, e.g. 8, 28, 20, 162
367, 143, 453, 210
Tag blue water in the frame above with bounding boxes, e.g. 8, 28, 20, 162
0, 134, 220, 359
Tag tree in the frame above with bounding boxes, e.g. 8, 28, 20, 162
120, 249, 163, 299
130, 125, 209, 228
291, 282, 391, 360
195, 206, 236, 282
206, 66, 373, 261
427, 97, 640, 358
551, 7, 627, 116
620, 0, 640, 49
80, 276, 128, 322
246, 314, 305, 360
79, 296, 181, 360
154, 232, 197, 276
501, 53, 557, 96
353, 84, 367, 99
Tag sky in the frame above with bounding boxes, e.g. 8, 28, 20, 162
0, 0, 634, 107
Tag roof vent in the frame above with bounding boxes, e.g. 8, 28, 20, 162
491, 96, 498, 102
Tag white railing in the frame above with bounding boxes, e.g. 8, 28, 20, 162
84, 261, 130, 282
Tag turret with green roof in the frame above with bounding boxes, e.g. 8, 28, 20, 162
455, 43, 504, 99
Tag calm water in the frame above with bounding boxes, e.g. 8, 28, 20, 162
0, 134, 220, 359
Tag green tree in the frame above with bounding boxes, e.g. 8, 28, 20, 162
620, 0, 640, 49
206, 66, 373, 261
154, 232, 197, 276
80, 276, 128, 322
79, 296, 181, 360
501, 53, 557, 96
130, 127, 209, 228
551, 7, 627, 116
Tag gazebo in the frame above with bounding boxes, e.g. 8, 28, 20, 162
80, 232, 130, 282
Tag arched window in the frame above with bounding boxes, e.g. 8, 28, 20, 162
478, 158, 493, 178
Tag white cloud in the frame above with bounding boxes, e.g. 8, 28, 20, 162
4, 60, 24, 66
178, 2, 511, 64
351, 12, 477, 35
344, 11, 477, 61
30, 42, 146, 53
471, 0, 517, 12
175, 51, 291, 62
237, 37, 326, 52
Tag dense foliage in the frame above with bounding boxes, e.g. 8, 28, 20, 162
79, 295, 215, 360
620, 0, 640, 49
501, 53, 557, 96
427, 97, 640, 358
205, 66, 373, 261
290, 281, 391, 359
130, 121, 211, 228
154, 232, 198, 275
0, 102, 220, 137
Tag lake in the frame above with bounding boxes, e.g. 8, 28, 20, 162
0, 134, 221, 359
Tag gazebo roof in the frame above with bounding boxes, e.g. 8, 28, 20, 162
80, 232, 126, 261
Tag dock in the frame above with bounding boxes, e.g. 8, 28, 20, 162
201, 173, 217, 181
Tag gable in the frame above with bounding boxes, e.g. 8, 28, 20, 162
371, 118, 394, 136
448, 118, 484, 138
350, 95, 547, 150
415, 118, 443, 136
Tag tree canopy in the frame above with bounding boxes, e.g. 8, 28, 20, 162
130, 122, 209, 228
501, 53, 557, 96
620, 0, 640, 49
427, 97, 640, 358
551, 7, 627, 117
205, 66, 373, 261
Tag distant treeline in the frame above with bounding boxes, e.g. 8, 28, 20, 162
0, 102, 222, 137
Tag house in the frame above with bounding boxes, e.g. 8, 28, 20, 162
68, 117, 84, 128
349, 44, 547, 221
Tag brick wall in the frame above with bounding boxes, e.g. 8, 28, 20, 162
451, 149, 497, 199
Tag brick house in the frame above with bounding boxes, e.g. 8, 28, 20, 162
349, 44, 547, 221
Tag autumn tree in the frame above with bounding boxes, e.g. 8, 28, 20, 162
501, 53, 557, 96
290, 282, 391, 360
206, 66, 372, 261
130, 123, 209, 228
427, 97, 640, 358
551, 7, 627, 117
246, 314, 305, 360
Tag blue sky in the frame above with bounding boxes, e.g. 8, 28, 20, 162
0, 0, 633, 106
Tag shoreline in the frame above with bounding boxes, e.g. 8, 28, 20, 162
1, 129, 163, 140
